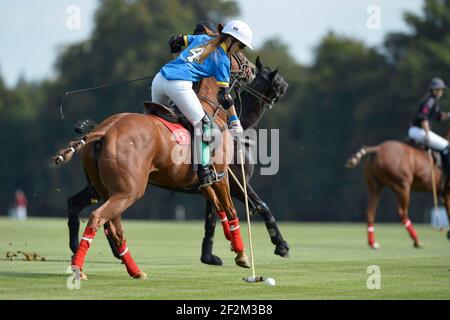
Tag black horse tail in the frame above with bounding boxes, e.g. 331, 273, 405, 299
345, 145, 379, 168
53, 131, 104, 167
74, 119, 98, 134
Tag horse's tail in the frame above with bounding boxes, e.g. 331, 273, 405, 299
53, 132, 104, 166
74, 119, 98, 134
345, 145, 379, 168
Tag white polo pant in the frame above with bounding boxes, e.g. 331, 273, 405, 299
151, 72, 205, 125
408, 126, 449, 151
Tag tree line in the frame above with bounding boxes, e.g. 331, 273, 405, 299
1, 0, 449, 222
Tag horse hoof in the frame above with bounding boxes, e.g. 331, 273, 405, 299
274, 241, 290, 258
370, 242, 380, 249
79, 271, 88, 281
235, 253, 250, 269
447, 230, 450, 240
70, 265, 88, 280
201, 254, 223, 266
134, 272, 147, 280
413, 241, 423, 248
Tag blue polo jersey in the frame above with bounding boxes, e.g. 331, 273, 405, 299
160, 34, 231, 87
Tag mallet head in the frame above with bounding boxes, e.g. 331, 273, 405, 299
243, 276, 264, 283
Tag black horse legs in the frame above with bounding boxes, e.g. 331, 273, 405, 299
69, 181, 289, 265
200, 180, 290, 265
243, 183, 290, 257
68, 184, 98, 254
67, 184, 121, 259
200, 201, 223, 266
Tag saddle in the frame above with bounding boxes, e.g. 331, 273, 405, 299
142, 101, 224, 189
143, 101, 193, 145
407, 138, 450, 192
143, 101, 192, 130
142, 80, 201, 129
143, 100, 223, 134
407, 139, 441, 166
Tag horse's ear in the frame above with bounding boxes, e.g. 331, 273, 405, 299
255, 56, 263, 71
270, 68, 279, 80
217, 23, 224, 33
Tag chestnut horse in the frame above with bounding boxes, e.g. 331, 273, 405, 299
346, 126, 450, 249
65, 57, 290, 267
54, 52, 255, 279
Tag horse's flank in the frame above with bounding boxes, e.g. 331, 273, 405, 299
348, 140, 443, 192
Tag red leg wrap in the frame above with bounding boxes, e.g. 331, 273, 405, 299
402, 218, 418, 241
228, 218, 244, 253
72, 227, 96, 270
368, 224, 376, 247
118, 241, 141, 277
217, 211, 232, 241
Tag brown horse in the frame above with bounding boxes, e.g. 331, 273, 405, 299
65, 57, 290, 267
54, 52, 255, 279
346, 127, 450, 249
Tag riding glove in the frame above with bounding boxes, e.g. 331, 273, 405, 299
229, 119, 244, 137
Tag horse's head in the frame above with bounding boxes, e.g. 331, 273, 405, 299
246, 56, 288, 108
234, 56, 289, 129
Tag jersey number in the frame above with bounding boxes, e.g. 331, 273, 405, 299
186, 47, 205, 63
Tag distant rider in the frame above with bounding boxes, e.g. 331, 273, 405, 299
408, 78, 449, 170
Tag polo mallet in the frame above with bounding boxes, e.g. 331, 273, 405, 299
58, 75, 154, 120
227, 166, 256, 212
239, 149, 275, 286
428, 149, 440, 228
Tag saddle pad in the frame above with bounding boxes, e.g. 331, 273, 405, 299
147, 114, 190, 145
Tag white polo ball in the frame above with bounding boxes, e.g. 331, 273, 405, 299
264, 277, 276, 286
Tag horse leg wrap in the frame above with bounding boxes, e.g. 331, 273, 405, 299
265, 220, 284, 245
402, 218, 418, 241
228, 218, 244, 253
71, 227, 96, 270
201, 142, 210, 167
368, 224, 376, 247
118, 241, 141, 277
217, 211, 231, 241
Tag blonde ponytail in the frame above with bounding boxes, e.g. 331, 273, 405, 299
197, 34, 229, 63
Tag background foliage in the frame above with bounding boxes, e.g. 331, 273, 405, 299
1, 0, 449, 222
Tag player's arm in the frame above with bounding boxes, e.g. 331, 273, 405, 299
217, 85, 243, 135
168, 34, 189, 53
217, 85, 236, 116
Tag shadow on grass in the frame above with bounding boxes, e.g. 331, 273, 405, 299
0, 271, 67, 279
44, 259, 119, 265
0, 258, 119, 265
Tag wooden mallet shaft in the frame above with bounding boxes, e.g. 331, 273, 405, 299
240, 149, 255, 278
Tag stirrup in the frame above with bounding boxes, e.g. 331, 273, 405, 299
198, 166, 225, 189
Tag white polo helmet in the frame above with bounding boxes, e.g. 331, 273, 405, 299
222, 20, 253, 49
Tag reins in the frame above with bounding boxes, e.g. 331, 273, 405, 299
239, 82, 276, 110
197, 71, 276, 127
230, 52, 277, 110
196, 51, 251, 126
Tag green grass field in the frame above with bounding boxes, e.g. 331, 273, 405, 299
0, 217, 449, 300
